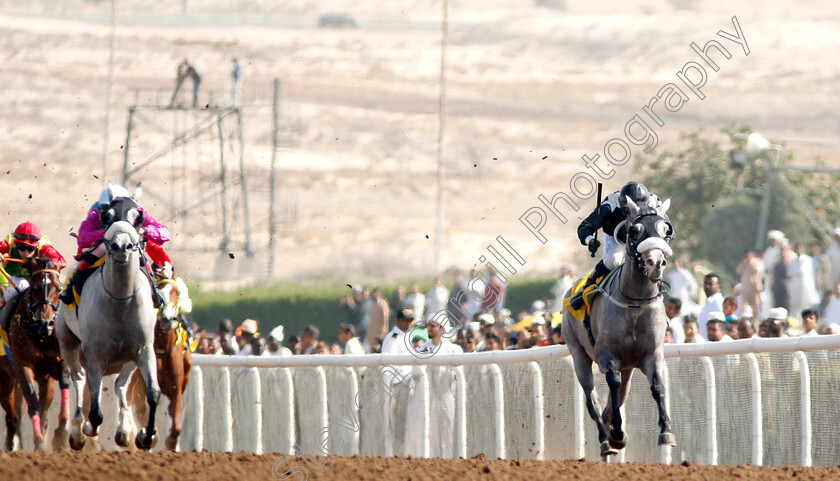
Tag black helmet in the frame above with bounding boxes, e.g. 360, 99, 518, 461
619, 181, 650, 211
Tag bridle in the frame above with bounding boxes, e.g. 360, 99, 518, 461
601, 209, 674, 308
23, 268, 60, 327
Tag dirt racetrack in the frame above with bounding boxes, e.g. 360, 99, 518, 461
1, 452, 839, 481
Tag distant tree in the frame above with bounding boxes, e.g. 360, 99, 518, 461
634, 124, 840, 278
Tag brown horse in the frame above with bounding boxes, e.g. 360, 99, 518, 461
8, 257, 70, 450
129, 271, 192, 451
0, 258, 70, 450
0, 333, 21, 450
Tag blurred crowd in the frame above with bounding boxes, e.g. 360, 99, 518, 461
193, 268, 566, 358
664, 229, 840, 344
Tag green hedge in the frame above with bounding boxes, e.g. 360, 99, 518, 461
187, 277, 557, 344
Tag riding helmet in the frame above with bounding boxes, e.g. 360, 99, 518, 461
618, 181, 650, 211
13, 221, 41, 247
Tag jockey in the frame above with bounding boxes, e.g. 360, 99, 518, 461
59, 184, 171, 312
568, 181, 660, 310
151, 260, 197, 347
0, 221, 67, 332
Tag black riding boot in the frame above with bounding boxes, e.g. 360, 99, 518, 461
569, 260, 611, 310
142, 268, 168, 309
59, 267, 96, 306
0, 296, 20, 332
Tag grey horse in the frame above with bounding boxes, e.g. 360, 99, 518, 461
562, 197, 676, 458
56, 220, 161, 450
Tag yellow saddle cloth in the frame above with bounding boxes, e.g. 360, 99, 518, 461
156, 321, 197, 354
563, 267, 619, 323
0, 326, 11, 360
64, 257, 107, 311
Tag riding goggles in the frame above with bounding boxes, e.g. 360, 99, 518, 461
15, 234, 40, 243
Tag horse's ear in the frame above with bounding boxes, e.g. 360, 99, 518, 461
659, 198, 671, 216
624, 197, 640, 217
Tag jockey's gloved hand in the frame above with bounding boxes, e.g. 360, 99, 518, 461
587, 238, 601, 254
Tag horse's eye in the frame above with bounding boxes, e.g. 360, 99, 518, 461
655, 220, 674, 239
632, 223, 645, 239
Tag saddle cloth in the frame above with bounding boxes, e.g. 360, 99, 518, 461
563, 266, 620, 323
64, 257, 107, 311
156, 321, 197, 355
0, 326, 11, 361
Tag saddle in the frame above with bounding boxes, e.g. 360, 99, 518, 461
563, 266, 621, 323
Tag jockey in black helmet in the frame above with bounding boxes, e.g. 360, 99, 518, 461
568, 181, 660, 310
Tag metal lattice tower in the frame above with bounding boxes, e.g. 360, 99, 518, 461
122, 102, 254, 259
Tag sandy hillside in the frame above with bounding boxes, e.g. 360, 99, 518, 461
0, 0, 838, 286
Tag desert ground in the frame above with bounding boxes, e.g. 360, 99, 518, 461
2, 452, 840, 481
0, 0, 838, 286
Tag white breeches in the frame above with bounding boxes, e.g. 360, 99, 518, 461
4, 277, 29, 301
602, 235, 625, 270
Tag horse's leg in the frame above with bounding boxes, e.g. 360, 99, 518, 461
569, 342, 614, 457
172, 349, 192, 452
64, 346, 87, 450
643, 352, 676, 446
598, 352, 627, 450
135, 344, 161, 450
37, 375, 55, 449
57, 315, 87, 450
0, 370, 20, 451
114, 363, 136, 448
17, 365, 46, 449
601, 369, 634, 450
52, 362, 71, 450
164, 349, 183, 451
82, 359, 104, 438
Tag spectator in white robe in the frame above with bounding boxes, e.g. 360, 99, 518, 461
667, 258, 698, 314
424, 276, 449, 318
790, 243, 821, 320
827, 229, 840, 287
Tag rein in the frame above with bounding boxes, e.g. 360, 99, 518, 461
100, 267, 142, 302
598, 264, 667, 310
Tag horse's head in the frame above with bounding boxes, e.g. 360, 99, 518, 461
25, 257, 60, 338
100, 197, 144, 231
103, 221, 142, 266
619, 198, 675, 282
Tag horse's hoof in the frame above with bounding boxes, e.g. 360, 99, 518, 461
82, 422, 98, 438
53, 421, 69, 449
33, 435, 46, 451
658, 432, 677, 446
115, 429, 130, 448
609, 432, 627, 450
135, 428, 158, 450
69, 430, 86, 451
165, 435, 178, 451
600, 441, 619, 457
